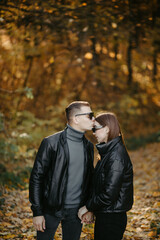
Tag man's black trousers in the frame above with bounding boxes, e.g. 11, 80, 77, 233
37, 208, 82, 240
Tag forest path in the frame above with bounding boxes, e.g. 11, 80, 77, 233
0, 143, 159, 240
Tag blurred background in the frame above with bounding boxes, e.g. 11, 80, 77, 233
0, 1, 160, 239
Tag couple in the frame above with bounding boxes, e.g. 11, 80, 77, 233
29, 101, 133, 240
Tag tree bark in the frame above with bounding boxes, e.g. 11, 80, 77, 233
153, 50, 157, 83
127, 34, 132, 86
16, 57, 33, 110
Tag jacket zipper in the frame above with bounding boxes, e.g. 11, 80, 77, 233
61, 139, 70, 210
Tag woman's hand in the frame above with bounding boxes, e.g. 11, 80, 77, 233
81, 211, 94, 224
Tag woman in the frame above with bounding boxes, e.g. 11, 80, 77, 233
78, 112, 133, 240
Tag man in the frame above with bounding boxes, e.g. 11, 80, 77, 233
29, 101, 94, 240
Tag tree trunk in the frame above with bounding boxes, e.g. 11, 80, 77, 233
153, 50, 157, 83
16, 57, 33, 110
113, 35, 118, 83
127, 34, 132, 86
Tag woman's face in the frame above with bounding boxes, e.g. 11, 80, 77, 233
93, 121, 109, 143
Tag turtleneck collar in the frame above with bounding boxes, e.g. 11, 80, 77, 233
66, 124, 84, 142
96, 136, 122, 157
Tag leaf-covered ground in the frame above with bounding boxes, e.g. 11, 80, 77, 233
0, 142, 159, 240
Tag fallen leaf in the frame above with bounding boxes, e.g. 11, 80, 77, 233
80, 232, 87, 237
2, 234, 16, 239
0, 210, 4, 216
153, 202, 160, 208
152, 192, 160, 197
148, 230, 157, 237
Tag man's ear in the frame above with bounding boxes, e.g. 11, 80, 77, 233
73, 116, 79, 125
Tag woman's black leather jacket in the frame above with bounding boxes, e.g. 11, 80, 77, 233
86, 136, 133, 213
29, 128, 94, 217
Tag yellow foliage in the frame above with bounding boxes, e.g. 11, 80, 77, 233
23, 218, 32, 224
148, 230, 157, 237
0, 210, 3, 216
83, 227, 94, 234
1, 222, 12, 226
3, 235, 16, 239
152, 192, 160, 197
5, 212, 15, 217
81, 3, 87, 6
153, 202, 160, 208
80, 232, 87, 237
49, 56, 54, 64
84, 52, 93, 60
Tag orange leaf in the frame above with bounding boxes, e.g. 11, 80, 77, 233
153, 202, 160, 208
0, 210, 4, 216
152, 192, 160, 197
148, 231, 157, 237
80, 232, 87, 237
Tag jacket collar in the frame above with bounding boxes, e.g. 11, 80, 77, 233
66, 124, 84, 142
96, 136, 122, 157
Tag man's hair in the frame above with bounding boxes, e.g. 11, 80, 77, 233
95, 112, 122, 141
65, 101, 90, 122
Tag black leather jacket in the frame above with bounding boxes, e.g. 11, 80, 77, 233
29, 128, 94, 217
86, 136, 133, 214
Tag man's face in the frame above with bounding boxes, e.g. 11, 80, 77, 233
74, 106, 94, 132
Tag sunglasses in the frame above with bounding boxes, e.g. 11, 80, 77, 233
92, 125, 104, 133
75, 112, 94, 120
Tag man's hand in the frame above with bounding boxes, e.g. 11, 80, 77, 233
81, 212, 94, 224
33, 216, 46, 232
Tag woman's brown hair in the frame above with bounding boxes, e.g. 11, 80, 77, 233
95, 112, 122, 141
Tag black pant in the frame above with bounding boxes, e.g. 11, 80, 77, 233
37, 208, 82, 240
94, 212, 127, 240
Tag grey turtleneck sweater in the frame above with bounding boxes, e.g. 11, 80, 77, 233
64, 124, 85, 208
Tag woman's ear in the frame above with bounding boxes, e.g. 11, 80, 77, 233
106, 126, 110, 134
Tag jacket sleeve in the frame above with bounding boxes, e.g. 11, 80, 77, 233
86, 155, 124, 212
29, 138, 53, 217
